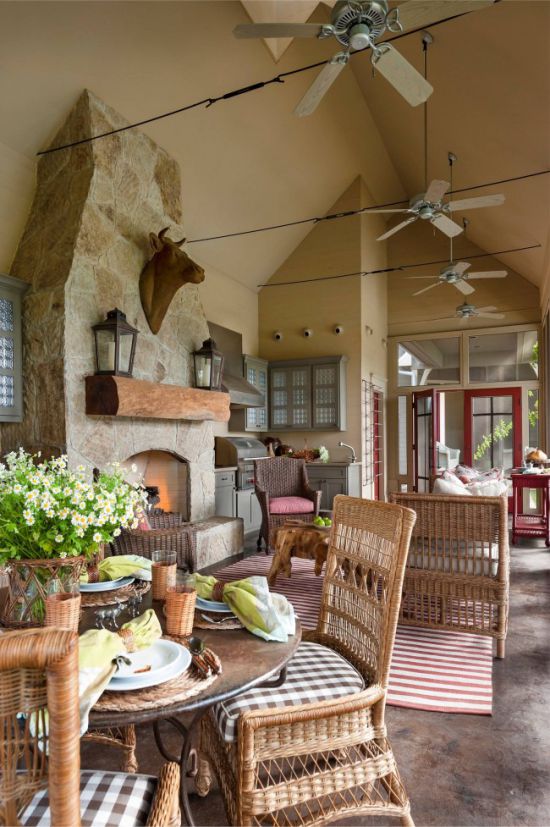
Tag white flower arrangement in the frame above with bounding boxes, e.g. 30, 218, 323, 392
0, 449, 147, 564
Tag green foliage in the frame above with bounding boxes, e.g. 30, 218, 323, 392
528, 389, 539, 430
0, 450, 146, 565
473, 418, 513, 462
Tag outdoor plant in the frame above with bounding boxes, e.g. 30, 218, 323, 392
474, 419, 513, 463
0, 449, 146, 564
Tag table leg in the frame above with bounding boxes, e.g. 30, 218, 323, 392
153, 713, 205, 827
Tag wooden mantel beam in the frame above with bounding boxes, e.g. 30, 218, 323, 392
85, 375, 230, 422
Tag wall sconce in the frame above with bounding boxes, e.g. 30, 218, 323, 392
193, 337, 224, 391
92, 308, 138, 377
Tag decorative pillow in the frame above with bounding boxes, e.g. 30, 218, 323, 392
456, 464, 478, 484
441, 470, 466, 486
136, 512, 152, 531
433, 478, 472, 496
466, 479, 508, 497
269, 496, 315, 514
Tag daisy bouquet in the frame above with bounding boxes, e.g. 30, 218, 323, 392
0, 449, 147, 564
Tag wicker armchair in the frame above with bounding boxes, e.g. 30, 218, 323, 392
389, 492, 509, 658
254, 457, 321, 552
0, 627, 180, 827
110, 509, 195, 571
196, 495, 417, 827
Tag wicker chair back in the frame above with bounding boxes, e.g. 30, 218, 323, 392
317, 495, 416, 690
0, 628, 81, 826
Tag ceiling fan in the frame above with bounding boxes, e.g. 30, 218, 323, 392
409, 222, 508, 295
436, 301, 506, 323
234, 1, 494, 116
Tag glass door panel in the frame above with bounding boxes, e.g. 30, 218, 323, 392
413, 390, 439, 492
465, 389, 522, 473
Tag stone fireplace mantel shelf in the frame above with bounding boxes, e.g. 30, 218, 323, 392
85, 375, 230, 422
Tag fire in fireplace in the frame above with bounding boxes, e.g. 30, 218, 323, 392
124, 450, 189, 521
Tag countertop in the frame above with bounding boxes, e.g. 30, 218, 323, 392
214, 465, 238, 472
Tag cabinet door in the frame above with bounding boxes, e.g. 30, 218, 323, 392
270, 367, 291, 429
215, 482, 235, 518
325, 478, 346, 510
312, 363, 339, 429
250, 491, 262, 534
289, 366, 311, 429
236, 490, 253, 533
245, 358, 268, 432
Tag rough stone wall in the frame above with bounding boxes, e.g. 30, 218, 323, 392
1, 90, 215, 520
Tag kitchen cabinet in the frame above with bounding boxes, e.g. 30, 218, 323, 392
214, 468, 236, 518
269, 356, 347, 432
306, 462, 362, 511
236, 489, 262, 535
229, 355, 269, 433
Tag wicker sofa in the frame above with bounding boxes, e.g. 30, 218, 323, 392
389, 492, 509, 658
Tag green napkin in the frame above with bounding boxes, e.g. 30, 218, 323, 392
191, 573, 295, 643
78, 608, 161, 733
80, 554, 152, 583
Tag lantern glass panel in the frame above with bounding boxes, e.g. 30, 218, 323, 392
195, 354, 212, 389
211, 353, 223, 390
119, 330, 134, 374
96, 329, 116, 372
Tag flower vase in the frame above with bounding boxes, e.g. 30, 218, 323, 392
1, 556, 85, 628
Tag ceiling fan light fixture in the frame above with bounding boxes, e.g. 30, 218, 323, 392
348, 23, 372, 50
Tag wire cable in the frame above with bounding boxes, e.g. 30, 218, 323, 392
257, 243, 541, 288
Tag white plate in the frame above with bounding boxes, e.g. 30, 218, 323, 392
106, 642, 191, 691
79, 576, 134, 593
196, 596, 234, 614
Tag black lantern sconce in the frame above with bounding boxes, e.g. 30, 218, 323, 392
92, 308, 138, 377
193, 338, 224, 391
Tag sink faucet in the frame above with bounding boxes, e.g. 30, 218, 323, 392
338, 441, 356, 463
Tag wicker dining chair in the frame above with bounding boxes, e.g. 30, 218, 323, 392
254, 457, 321, 552
0, 627, 180, 827
196, 495, 417, 827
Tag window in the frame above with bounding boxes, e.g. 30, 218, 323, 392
398, 338, 460, 387
0, 275, 26, 422
468, 330, 538, 383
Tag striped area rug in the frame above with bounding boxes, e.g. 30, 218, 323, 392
216, 554, 493, 715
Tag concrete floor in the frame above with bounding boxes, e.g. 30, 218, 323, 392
82, 536, 550, 826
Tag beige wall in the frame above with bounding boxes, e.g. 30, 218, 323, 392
0, 140, 35, 274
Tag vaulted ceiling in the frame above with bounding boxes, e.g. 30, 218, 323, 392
0, 0, 548, 305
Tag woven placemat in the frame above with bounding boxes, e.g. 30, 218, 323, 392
93, 641, 221, 713
80, 580, 151, 608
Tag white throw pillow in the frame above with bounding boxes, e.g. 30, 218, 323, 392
466, 479, 508, 497
433, 478, 473, 496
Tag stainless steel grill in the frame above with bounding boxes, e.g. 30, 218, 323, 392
215, 437, 268, 490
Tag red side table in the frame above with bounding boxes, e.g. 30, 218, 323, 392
511, 473, 550, 546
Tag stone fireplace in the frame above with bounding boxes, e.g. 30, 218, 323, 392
0, 90, 228, 530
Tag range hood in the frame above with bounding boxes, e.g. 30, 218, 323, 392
208, 322, 265, 409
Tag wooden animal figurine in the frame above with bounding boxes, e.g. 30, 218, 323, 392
140, 227, 205, 334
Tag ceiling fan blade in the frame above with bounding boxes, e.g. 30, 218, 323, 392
407, 276, 437, 280
454, 280, 475, 296
447, 194, 505, 212
453, 261, 471, 276
372, 46, 433, 107
477, 312, 506, 319
233, 23, 325, 39
395, 1, 495, 34
294, 55, 347, 117
425, 179, 450, 204
377, 215, 417, 241
413, 282, 441, 297
467, 271, 508, 279
430, 213, 463, 238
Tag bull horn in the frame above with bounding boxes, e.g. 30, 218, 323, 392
158, 227, 170, 240
174, 237, 186, 247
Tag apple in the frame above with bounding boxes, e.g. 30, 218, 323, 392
323, 517, 332, 527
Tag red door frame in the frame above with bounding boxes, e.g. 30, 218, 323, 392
464, 388, 522, 469
413, 389, 440, 492
373, 390, 383, 500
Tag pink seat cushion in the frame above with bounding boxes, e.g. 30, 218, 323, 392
269, 496, 315, 515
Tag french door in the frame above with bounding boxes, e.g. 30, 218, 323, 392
464, 388, 522, 472
373, 390, 384, 500
413, 389, 440, 492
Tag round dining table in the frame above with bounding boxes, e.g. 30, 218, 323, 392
82, 590, 302, 826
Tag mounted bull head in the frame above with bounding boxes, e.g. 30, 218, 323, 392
139, 227, 205, 334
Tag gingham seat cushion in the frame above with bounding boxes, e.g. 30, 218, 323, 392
21, 770, 156, 826
214, 641, 365, 743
